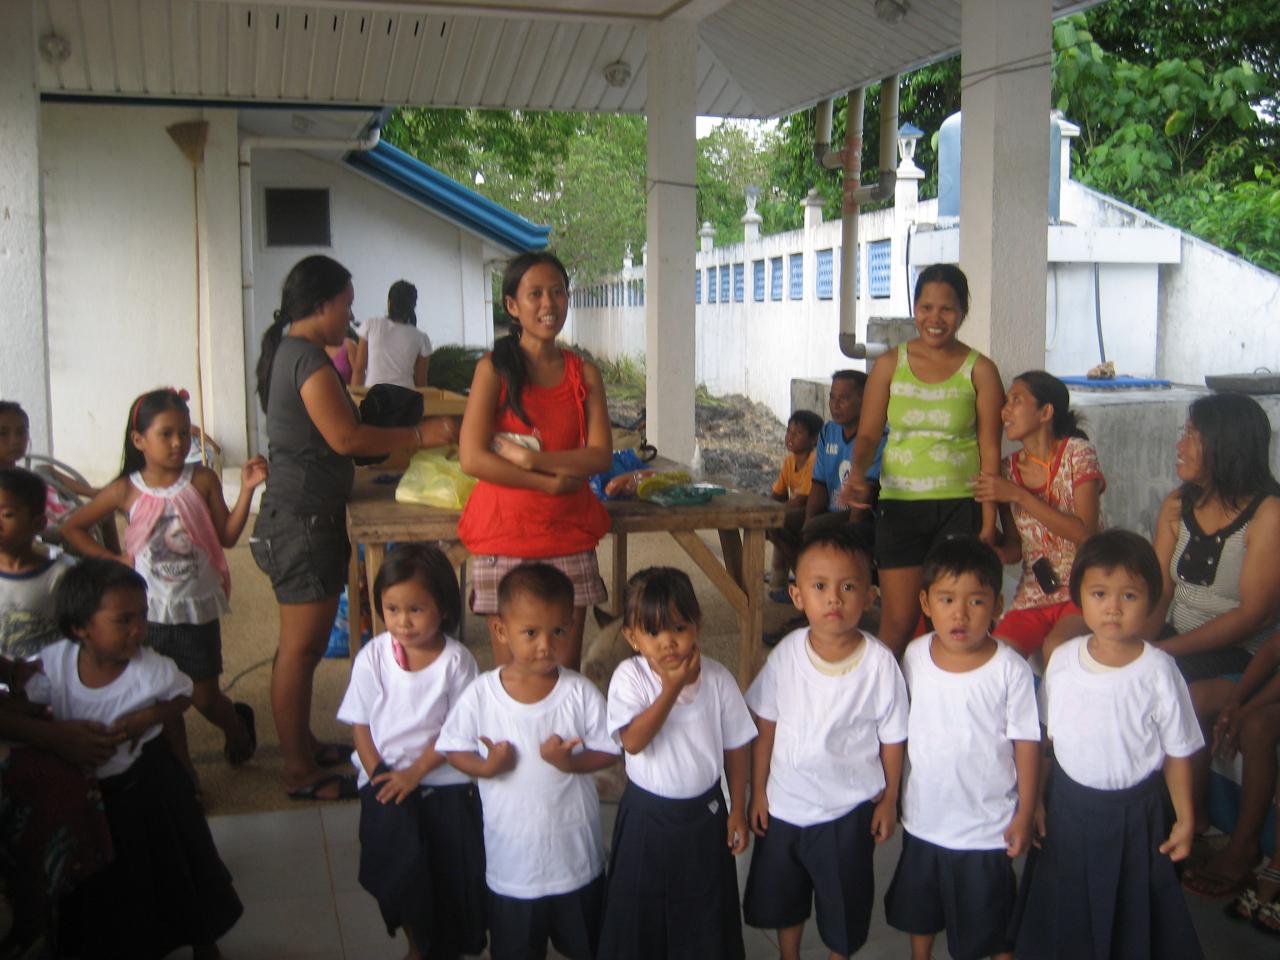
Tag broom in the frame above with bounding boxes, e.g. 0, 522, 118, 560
166, 120, 211, 466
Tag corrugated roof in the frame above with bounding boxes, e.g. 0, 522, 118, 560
345, 141, 551, 252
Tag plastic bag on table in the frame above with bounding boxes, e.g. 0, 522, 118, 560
395, 447, 477, 510
590, 448, 653, 499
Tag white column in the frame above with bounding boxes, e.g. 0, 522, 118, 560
0, 2, 50, 451
644, 19, 697, 465
959, 0, 1050, 377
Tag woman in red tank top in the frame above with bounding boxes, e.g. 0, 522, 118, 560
457, 252, 613, 668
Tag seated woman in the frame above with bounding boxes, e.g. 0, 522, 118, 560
353, 280, 431, 389
1146, 392, 1280, 890
973, 371, 1103, 663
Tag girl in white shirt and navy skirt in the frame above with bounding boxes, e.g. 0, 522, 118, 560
599, 567, 757, 960
1015, 530, 1204, 960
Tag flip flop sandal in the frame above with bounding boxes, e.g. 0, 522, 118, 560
225, 702, 257, 767
1253, 899, 1280, 938
286, 773, 358, 802
314, 742, 353, 768
1224, 887, 1262, 923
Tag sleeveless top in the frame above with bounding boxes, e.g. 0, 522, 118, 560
1168, 493, 1275, 655
457, 350, 611, 558
125, 465, 230, 625
1004, 436, 1106, 611
880, 346, 979, 501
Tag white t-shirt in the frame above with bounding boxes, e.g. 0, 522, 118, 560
0, 554, 75, 659
436, 667, 620, 898
24, 639, 193, 778
1043, 636, 1204, 790
337, 633, 477, 788
607, 654, 757, 799
900, 635, 1041, 850
745, 627, 908, 827
359, 315, 432, 389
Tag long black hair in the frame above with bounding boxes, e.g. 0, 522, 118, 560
120, 389, 190, 478
387, 280, 418, 326
913, 263, 970, 318
1181, 392, 1280, 510
491, 252, 571, 427
1013, 370, 1088, 441
256, 255, 351, 411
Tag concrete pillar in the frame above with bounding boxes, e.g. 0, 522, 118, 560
958, 0, 1050, 377
699, 222, 716, 254
742, 188, 762, 243
802, 189, 825, 229
644, 19, 697, 465
0, 2, 50, 451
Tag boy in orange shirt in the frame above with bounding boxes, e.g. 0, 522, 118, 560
767, 410, 823, 602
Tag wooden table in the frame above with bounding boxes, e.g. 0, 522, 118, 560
346, 468, 785, 687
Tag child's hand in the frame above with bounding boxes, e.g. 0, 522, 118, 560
541, 473, 585, 496
1213, 702, 1243, 759
749, 793, 769, 837
240, 456, 269, 490
837, 474, 874, 510
1004, 813, 1033, 859
7, 656, 42, 691
870, 795, 897, 844
49, 719, 125, 768
479, 736, 517, 777
661, 646, 701, 693
108, 707, 155, 749
539, 734, 583, 773
1159, 819, 1194, 862
371, 767, 420, 805
726, 808, 750, 855
1032, 802, 1048, 848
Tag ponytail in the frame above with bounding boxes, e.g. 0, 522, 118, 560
1014, 370, 1088, 441
492, 251, 571, 428
256, 255, 352, 411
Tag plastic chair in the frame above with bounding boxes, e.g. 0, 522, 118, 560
22, 453, 121, 554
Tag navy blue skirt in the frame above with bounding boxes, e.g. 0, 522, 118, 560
598, 780, 745, 960
1013, 763, 1203, 960
358, 779, 487, 955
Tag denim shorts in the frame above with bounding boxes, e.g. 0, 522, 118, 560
250, 508, 351, 605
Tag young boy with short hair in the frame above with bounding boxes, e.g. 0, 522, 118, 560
0, 468, 75, 659
883, 536, 1040, 960
744, 528, 907, 960
766, 409, 823, 602
437, 563, 620, 960
802, 371, 886, 546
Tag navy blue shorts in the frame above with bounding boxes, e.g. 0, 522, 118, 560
884, 831, 1016, 960
874, 497, 980, 570
742, 801, 875, 956
487, 874, 604, 960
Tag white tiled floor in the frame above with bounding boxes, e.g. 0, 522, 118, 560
183, 801, 1270, 960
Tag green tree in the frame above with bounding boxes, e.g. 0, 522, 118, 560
696, 121, 781, 244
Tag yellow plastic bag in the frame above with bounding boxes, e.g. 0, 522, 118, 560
394, 447, 477, 510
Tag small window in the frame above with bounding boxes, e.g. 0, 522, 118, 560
733, 263, 745, 303
770, 257, 783, 301
638, 279, 644, 306
788, 254, 803, 300
719, 265, 730, 303
708, 266, 717, 303
264, 188, 331, 247
694, 270, 702, 304
816, 249, 834, 300
753, 260, 765, 302
868, 240, 892, 298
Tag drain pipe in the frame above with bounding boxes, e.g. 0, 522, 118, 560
821, 78, 899, 359
238, 123, 381, 447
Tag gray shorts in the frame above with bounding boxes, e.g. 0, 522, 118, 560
250, 508, 351, 605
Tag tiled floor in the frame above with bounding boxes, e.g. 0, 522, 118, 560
180, 801, 1271, 960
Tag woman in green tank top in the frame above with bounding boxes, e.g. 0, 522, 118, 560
840, 264, 1005, 657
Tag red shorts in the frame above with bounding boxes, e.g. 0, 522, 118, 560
994, 601, 1083, 656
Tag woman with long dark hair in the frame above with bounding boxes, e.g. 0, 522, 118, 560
353, 280, 431, 388
457, 252, 613, 670
251, 255, 457, 800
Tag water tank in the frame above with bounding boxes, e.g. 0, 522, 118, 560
937, 111, 1063, 222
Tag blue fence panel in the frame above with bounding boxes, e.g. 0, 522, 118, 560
868, 239, 892, 298
694, 269, 701, 304
816, 249, 834, 300
770, 257, 783, 301
708, 266, 717, 303
788, 253, 803, 300
719, 264, 731, 303
753, 260, 765, 301
733, 263, 745, 302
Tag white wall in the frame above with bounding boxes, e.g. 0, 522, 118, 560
42, 101, 244, 485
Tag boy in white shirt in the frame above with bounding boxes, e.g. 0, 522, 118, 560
883, 536, 1040, 960
437, 564, 620, 960
743, 528, 908, 960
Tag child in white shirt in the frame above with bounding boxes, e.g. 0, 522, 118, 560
437, 563, 620, 960
599, 567, 757, 960
337, 543, 484, 959
883, 536, 1040, 960
1015, 530, 1204, 960
743, 528, 908, 960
